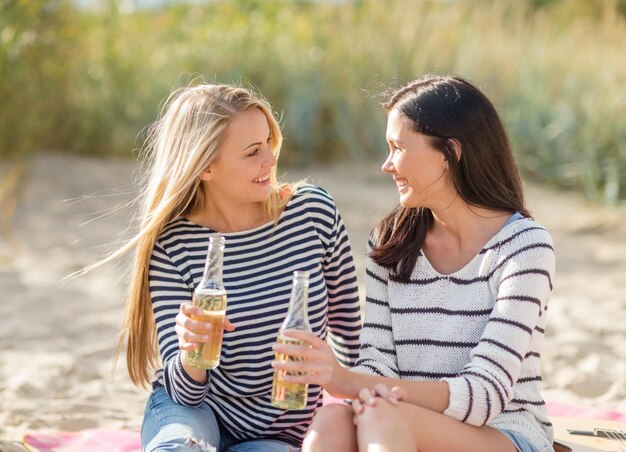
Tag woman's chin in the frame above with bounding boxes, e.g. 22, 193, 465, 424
398, 195, 417, 209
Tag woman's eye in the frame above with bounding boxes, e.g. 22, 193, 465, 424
267, 136, 272, 143
248, 149, 260, 157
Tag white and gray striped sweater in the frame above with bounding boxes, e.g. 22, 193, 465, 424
148, 185, 362, 446
353, 217, 555, 451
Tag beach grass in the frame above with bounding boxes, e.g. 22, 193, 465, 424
1, 0, 625, 202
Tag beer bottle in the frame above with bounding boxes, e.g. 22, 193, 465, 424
187, 235, 227, 369
271, 271, 312, 409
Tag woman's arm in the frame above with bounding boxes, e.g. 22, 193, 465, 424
275, 235, 450, 411
149, 241, 210, 407
441, 226, 556, 426
350, 241, 400, 378
322, 204, 362, 368
276, 329, 450, 413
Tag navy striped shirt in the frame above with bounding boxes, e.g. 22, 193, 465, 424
149, 185, 361, 445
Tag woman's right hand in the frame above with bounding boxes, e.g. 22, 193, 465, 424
270, 329, 348, 396
351, 383, 407, 416
175, 302, 235, 351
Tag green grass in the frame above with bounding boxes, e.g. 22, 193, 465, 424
2, 0, 625, 203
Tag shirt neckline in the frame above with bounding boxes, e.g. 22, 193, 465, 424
420, 214, 524, 278
177, 188, 303, 237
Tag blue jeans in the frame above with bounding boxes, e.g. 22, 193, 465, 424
141, 386, 299, 452
498, 428, 539, 452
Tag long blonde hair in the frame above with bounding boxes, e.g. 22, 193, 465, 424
102, 83, 289, 387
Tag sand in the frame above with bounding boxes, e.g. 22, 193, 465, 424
0, 153, 624, 443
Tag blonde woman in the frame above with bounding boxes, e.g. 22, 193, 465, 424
108, 84, 361, 451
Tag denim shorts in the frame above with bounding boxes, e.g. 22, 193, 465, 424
498, 428, 539, 452
141, 385, 299, 451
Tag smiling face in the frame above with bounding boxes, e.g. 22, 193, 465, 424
201, 107, 277, 206
383, 108, 453, 209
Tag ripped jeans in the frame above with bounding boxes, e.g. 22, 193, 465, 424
141, 386, 298, 452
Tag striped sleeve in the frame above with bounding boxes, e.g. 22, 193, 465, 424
149, 241, 210, 407
351, 240, 399, 378
442, 228, 555, 426
309, 187, 362, 368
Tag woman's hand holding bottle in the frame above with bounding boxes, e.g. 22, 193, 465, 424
271, 329, 348, 396
175, 302, 236, 382
175, 302, 235, 350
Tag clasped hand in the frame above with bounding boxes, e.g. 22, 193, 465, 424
351, 383, 407, 419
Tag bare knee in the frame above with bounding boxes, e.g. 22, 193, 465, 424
308, 404, 354, 435
303, 404, 356, 452
357, 399, 406, 431
356, 400, 416, 452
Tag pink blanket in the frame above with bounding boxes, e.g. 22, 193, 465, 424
546, 400, 626, 422
22, 401, 625, 451
23, 429, 140, 452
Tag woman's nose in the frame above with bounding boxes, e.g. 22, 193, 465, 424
382, 154, 394, 174
262, 147, 277, 167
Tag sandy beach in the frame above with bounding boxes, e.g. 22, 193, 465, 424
1, 153, 625, 444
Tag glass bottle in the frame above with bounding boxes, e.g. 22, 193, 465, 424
187, 235, 227, 369
271, 271, 312, 409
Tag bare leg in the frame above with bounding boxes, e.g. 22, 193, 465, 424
355, 400, 415, 452
303, 404, 357, 452
356, 399, 517, 452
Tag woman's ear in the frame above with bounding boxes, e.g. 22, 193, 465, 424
199, 165, 213, 182
450, 138, 462, 161
446, 138, 462, 166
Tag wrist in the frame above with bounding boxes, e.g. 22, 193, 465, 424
331, 366, 355, 399
179, 351, 209, 384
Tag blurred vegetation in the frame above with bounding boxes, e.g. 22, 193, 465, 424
1, 0, 625, 203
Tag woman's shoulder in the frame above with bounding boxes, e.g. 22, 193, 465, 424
288, 183, 337, 209
494, 216, 554, 250
511, 216, 552, 238
291, 183, 333, 199
156, 217, 208, 249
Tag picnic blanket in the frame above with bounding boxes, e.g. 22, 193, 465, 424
21, 401, 626, 451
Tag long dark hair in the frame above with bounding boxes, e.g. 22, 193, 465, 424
371, 75, 530, 282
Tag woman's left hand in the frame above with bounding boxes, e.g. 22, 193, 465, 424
351, 383, 407, 417
271, 329, 346, 394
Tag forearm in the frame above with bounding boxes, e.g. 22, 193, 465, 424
161, 353, 210, 407
334, 367, 450, 413
180, 350, 209, 383
274, 330, 449, 413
